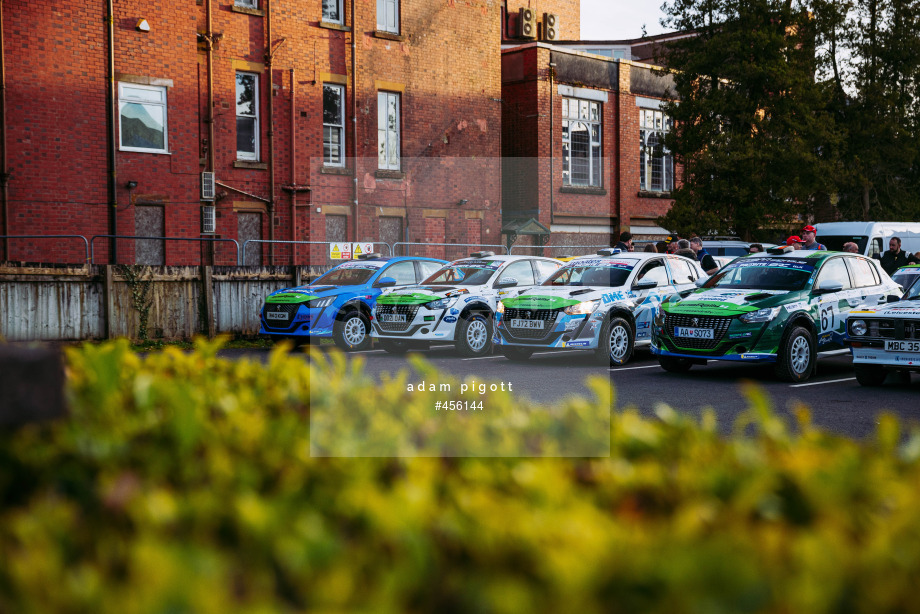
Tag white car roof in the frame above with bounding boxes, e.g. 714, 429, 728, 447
448, 254, 559, 264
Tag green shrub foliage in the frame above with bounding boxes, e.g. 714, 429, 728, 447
2, 339, 920, 612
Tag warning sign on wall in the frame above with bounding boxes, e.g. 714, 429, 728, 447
330, 243, 346, 260
353, 243, 374, 258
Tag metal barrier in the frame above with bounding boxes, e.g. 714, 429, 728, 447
393, 242, 509, 260
240, 240, 393, 265
509, 244, 611, 257
0, 235, 90, 263
90, 235, 241, 265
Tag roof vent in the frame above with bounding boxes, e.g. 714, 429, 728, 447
470, 251, 495, 258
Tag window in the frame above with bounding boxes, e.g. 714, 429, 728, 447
667, 257, 697, 284
377, 91, 400, 170
235, 0, 257, 7
847, 257, 880, 288
380, 261, 417, 285
534, 259, 561, 282
499, 260, 537, 287
418, 260, 442, 279
562, 98, 602, 187
236, 72, 259, 161
322, 0, 342, 23
118, 83, 168, 153
817, 258, 852, 290
377, 0, 399, 33
634, 259, 668, 287
639, 109, 673, 192
323, 84, 345, 166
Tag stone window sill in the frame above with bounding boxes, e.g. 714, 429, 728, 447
321, 166, 354, 176
231, 5, 264, 16
374, 30, 405, 42
320, 21, 351, 32
234, 160, 268, 170
637, 190, 673, 199
375, 169, 405, 180
560, 186, 607, 196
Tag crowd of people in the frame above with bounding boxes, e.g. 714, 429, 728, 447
614, 225, 920, 277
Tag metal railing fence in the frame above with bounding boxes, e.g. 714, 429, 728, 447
241, 240, 393, 265
89, 235, 241, 265
0, 235, 90, 264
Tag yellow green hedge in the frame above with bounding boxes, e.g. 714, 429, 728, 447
2, 339, 920, 613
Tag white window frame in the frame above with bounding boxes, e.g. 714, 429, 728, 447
236, 72, 260, 161
323, 84, 346, 167
118, 82, 169, 154
377, 91, 401, 171
322, 0, 343, 24
561, 97, 602, 187
377, 0, 399, 33
639, 108, 674, 193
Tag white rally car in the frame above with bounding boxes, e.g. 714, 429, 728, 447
494, 250, 706, 365
371, 252, 562, 357
846, 279, 920, 386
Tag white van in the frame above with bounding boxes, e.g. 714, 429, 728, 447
813, 222, 920, 257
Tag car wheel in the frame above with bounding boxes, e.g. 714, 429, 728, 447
456, 313, 493, 357
774, 326, 815, 383
500, 346, 533, 362
658, 355, 693, 373
333, 310, 372, 351
380, 340, 411, 354
595, 316, 634, 366
854, 364, 887, 387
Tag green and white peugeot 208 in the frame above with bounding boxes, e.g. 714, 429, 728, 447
651, 246, 900, 382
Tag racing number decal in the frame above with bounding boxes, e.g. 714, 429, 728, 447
819, 303, 836, 333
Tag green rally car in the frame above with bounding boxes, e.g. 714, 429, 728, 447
651, 247, 900, 382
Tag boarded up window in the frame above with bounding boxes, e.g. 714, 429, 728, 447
134, 205, 165, 265
379, 216, 403, 249
238, 212, 263, 266
326, 214, 347, 243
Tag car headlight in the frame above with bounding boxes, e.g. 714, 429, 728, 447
425, 297, 454, 310
564, 300, 600, 315
850, 319, 867, 336
496, 301, 505, 314
308, 297, 334, 309
738, 306, 781, 324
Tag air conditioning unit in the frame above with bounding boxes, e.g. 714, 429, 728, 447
519, 7, 536, 39
543, 13, 559, 40
201, 171, 215, 201
201, 205, 216, 234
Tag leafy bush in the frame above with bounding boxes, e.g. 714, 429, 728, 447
2, 339, 920, 612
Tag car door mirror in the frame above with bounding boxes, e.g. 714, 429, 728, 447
375, 277, 397, 288
495, 277, 518, 289
634, 278, 658, 289
814, 279, 844, 294
886, 294, 901, 304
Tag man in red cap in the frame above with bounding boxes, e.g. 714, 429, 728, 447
786, 236, 804, 249
800, 225, 826, 250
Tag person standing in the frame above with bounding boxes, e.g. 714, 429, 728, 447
689, 237, 718, 275
748, 243, 764, 254
800, 225, 827, 250
880, 237, 919, 275
615, 231, 633, 252
842, 242, 859, 253
674, 239, 697, 260
786, 236, 804, 249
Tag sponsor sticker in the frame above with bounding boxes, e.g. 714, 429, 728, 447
449, 308, 460, 315
564, 340, 591, 347
636, 321, 650, 329
443, 316, 458, 323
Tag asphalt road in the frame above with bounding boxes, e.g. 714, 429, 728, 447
220, 344, 920, 440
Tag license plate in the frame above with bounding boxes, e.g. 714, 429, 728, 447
885, 340, 920, 352
265, 312, 288, 321
675, 327, 714, 339
379, 314, 407, 323
510, 319, 544, 329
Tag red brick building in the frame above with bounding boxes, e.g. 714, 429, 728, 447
500, 32, 680, 251
0, 0, 505, 265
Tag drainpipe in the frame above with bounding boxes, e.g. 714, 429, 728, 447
266, 0, 275, 264
290, 68, 296, 263
0, 0, 8, 262
351, 0, 358, 242
105, 0, 118, 263
206, 0, 215, 173
548, 58, 555, 227
614, 60, 622, 241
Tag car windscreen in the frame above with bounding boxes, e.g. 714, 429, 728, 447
421, 260, 501, 286
893, 268, 920, 293
542, 259, 637, 287
818, 235, 869, 252
313, 263, 381, 286
702, 258, 816, 291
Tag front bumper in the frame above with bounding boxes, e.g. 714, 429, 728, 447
652, 311, 779, 362
371, 304, 459, 341
494, 309, 601, 349
259, 302, 335, 338
848, 344, 920, 369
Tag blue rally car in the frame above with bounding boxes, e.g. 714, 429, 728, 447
259, 254, 446, 351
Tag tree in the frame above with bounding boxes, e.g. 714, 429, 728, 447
658, 0, 839, 238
